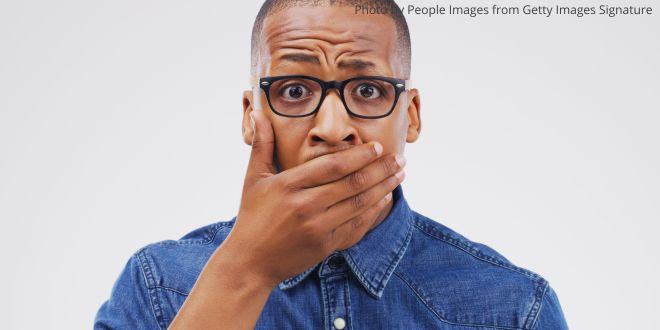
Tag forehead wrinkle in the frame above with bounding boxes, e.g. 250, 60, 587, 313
269, 44, 329, 74
269, 56, 321, 75
269, 48, 390, 77
334, 49, 377, 69
268, 33, 360, 55
254, 5, 409, 76
262, 15, 357, 50
334, 46, 393, 76
261, 11, 398, 77
262, 11, 379, 52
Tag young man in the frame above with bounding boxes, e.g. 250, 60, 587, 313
95, 1, 569, 329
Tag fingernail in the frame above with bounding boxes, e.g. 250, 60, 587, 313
250, 112, 256, 130
395, 154, 406, 168
394, 170, 405, 180
373, 142, 383, 156
383, 193, 392, 202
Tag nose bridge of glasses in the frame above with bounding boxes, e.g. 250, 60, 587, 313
317, 80, 345, 104
320, 80, 346, 95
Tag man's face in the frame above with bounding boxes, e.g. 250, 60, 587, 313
243, 6, 421, 171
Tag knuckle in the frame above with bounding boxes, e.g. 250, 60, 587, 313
251, 139, 265, 150
380, 157, 396, 175
292, 207, 308, 221
302, 222, 323, 241
347, 171, 367, 190
292, 196, 314, 217
351, 214, 365, 229
277, 175, 298, 192
351, 192, 367, 210
389, 172, 402, 186
324, 155, 346, 175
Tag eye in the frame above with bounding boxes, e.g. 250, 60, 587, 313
280, 84, 312, 101
353, 83, 382, 100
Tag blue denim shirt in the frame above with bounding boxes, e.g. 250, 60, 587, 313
95, 185, 568, 329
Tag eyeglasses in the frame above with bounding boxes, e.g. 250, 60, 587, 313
250, 75, 412, 119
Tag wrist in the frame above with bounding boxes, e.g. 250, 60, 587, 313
212, 236, 279, 290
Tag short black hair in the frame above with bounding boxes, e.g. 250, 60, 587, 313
250, 0, 411, 78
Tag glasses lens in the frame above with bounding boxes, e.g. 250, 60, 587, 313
344, 78, 396, 117
268, 78, 322, 116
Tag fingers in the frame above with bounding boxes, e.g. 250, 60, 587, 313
320, 168, 405, 233
281, 142, 383, 189
246, 110, 276, 181
309, 153, 406, 206
331, 192, 393, 251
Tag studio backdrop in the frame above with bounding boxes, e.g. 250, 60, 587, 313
0, 1, 658, 329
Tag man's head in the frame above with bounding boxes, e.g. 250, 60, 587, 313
242, 0, 421, 172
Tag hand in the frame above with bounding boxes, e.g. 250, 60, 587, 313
223, 109, 406, 288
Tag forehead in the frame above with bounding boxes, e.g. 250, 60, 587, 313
257, 6, 402, 77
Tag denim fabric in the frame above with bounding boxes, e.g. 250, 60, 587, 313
95, 185, 568, 329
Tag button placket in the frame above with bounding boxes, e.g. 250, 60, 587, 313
319, 255, 352, 330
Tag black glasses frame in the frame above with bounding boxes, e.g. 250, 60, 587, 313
252, 75, 410, 119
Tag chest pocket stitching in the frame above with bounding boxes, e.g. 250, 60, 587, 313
392, 269, 525, 330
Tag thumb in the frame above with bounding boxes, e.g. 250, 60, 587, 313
247, 110, 276, 179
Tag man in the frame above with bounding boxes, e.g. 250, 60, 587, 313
95, 0, 569, 329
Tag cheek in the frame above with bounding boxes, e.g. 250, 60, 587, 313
359, 118, 406, 155
271, 118, 312, 168
379, 104, 409, 152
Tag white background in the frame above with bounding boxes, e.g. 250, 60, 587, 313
1, 1, 658, 329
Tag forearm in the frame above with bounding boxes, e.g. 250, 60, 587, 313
168, 239, 274, 329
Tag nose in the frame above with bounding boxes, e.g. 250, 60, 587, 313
308, 90, 359, 146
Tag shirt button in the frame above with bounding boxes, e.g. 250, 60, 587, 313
328, 255, 343, 269
333, 317, 346, 329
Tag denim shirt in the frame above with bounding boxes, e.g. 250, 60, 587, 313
95, 185, 568, 329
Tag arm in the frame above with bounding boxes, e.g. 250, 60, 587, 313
167, 237, 275, 329
532, 285, 569, 330
167, 109, 405, 329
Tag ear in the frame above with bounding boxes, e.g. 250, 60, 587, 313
242, 90, 255, 145
405, 88, 422, 143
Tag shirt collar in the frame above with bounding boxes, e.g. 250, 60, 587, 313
277, 184, 414, 299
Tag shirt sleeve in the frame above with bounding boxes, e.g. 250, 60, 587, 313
94, 254, 162, 330
532, 285, 569, 330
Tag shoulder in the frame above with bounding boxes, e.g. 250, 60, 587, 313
393, 211, 562, 329
132, 218, 237, 295
95, 219, 237, 329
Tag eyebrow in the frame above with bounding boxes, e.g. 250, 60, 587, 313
337, 59, 376, 70
279, 53, 320, 64
278, 53, 377, 71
